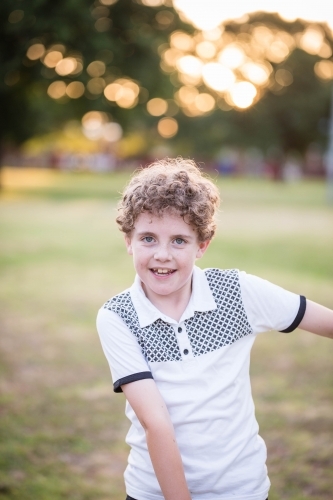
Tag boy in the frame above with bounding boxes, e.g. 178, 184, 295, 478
97, 158, 333, 500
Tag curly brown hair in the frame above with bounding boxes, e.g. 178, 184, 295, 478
116, 157, 220, 241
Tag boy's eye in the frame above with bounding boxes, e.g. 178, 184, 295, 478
143, 236, 154, 243
174, 238, 185, 245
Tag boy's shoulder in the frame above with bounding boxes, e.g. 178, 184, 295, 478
102, 287, 133, 312
98, 286, 141, 334
203, 267, 241, 292
204, 267, 238, 280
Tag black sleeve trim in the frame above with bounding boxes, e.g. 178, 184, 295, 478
113, 371, 153, 393
280, 295, 307, 333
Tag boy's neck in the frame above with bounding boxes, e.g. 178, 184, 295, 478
141, 281, 192, 323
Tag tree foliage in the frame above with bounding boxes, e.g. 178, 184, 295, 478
0, 0, 189, 145
1, 0, 333, 158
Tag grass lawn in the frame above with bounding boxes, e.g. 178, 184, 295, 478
0, 167, 332, 500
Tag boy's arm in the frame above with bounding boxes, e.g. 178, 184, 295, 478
122, 379, 192, 500
299, 300, 333, 339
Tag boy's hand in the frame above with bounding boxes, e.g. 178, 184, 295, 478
299, 300, 333, 339
122, 378, 192, 500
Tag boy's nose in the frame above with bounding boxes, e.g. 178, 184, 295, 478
154, 246, 171, 261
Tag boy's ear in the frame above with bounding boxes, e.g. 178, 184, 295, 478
196, 239, 210, 259
124, 235, 133, 255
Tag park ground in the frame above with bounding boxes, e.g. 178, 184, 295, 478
0, 168, 333, 500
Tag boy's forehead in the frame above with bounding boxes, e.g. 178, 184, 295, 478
136, 209, 185, 224
133, 210, 197, 234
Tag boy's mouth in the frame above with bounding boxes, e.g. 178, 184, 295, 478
151, 268, 176, 276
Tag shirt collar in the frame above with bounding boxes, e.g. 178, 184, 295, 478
130, 265, 217, 328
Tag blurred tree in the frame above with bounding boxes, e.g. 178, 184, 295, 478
0, 0, 190, 150
225, 14, 333, 154
1, 2, 333, 165
167, 12, 333, 157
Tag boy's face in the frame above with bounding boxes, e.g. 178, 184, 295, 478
125, 211, 210, 307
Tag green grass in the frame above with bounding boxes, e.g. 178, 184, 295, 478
0, 168, 333, 500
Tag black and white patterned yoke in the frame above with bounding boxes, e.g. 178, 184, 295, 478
103, 269, 253, 363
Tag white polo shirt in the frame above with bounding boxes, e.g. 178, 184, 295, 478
97, 266, 306, 500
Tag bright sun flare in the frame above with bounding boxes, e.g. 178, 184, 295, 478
173, 0, 333, 31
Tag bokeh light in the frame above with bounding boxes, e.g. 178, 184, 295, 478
91, 6, 110, 18
157, 117, 179, 138
252, 26, 273, 48
275, 68, 293, 86
299, 27, 324, 55
194, 93, 215, 112
82, 111, 107, 130
265, 39, 290, 63
162, 48, 183, 70
175, 85, 198, 106
104, 82, 122, 101
66, 82, 85, 99
147, 98, 168, 116
174, 86, 216, 116
176, 55, 203, 77
102, 122, 123, 142
26, 44, 45, 60
314, 60, 333, 79
8, 10, 24, 23
141, 0, 164, 6
87, 78, 106, 94
104, 78, 140, 108
240, 62, 271, 86
202, 63, 235, 92
43, 51, 63, 68
95, 17, 112, 32
156, 11, 175, 28
170, 31, 194, 51
4, 71, 20, 86
116, 88, 138, 108
196, 41, 216, 59
218, 45, 245, 69
87, 61, 106, 77
55, 57, 78, 76
81, 111, 122, 142
228, 81, 257, 109
318, 43, 332, 58
202, 27, 223, 41
72, 60, 83, 75
47, 81, 67, 99
100, 0, 119, 4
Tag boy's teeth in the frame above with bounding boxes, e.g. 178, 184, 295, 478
155, 268, 171, 274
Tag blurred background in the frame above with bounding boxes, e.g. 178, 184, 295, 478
0, 1, 333, 499
1, 0, 333, 174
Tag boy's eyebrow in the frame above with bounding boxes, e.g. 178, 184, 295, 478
136, 231, 195, 240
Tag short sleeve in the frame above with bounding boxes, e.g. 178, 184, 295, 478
238, 271, 306, 334
96, 306, 153, 392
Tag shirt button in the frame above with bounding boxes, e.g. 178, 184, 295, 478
178, 327, 182, 333
183, 349, 189, 355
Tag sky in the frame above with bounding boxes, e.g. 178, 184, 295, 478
173, 0, 333, 31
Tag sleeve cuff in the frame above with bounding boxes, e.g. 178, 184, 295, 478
279, 295, 306, 333
113, 371, 153, 393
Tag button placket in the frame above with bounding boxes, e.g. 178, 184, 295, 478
175, 324, 193, 359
